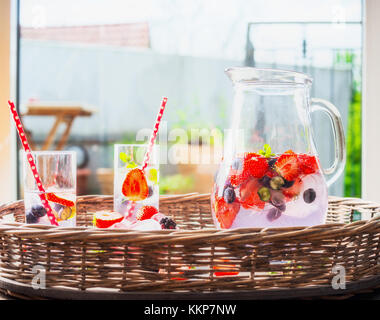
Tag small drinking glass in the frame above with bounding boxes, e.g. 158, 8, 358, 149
23, 151, 76, 226
114, 144, 159, 218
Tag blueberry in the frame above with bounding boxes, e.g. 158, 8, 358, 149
231, 158, 242, 171
267, 158, 277, 167
303, 188, 316, 203
271, 192, 286, 211
147, 186, 154, 198
31, 205, 47, 218
267, 208, 282, 222
223, 187, 236, 204
53, 203, 64, 212
26, 211, 39, 224
260, 176, 271, 188
283, 179, 295, 188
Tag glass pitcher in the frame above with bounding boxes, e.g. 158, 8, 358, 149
212, 67, 345, 229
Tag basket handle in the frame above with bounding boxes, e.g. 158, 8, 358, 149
310, 98, 346, 187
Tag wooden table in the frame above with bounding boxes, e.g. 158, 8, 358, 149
22, 104, 93, 150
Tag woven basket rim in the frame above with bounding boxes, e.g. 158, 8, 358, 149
0, 194, 379, 242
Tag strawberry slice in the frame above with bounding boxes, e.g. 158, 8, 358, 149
275, 153, 300, 181
122, 168, 149, 201
298, 154, 319, 175
93, 211, 123, 228
214, 197, 240, 229
45, 193, 75, 207
239, 178, 266, 210
136, 205, 158, 221
283, 177, 303, 200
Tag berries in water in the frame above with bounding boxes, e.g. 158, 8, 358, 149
31, 205, 47, 218
303, 188, 316, 204
269, 176, 284, 190
223, 187, 236, 204
26, 211, 39, 224
257, 187, 271, 202
267, 208, 282, 221
160, 217, 177, 230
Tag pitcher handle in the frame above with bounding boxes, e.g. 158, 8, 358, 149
310, 98, 346, 187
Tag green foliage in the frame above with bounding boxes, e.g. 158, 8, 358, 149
159, 174, 194, 194
334, 50, 362, 198
344, 90, 362, 197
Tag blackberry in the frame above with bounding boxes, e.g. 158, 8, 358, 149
26, 211, 39, 224
223, 186, 236, 204
31, 205, 47, 218
160, 217, 177, 230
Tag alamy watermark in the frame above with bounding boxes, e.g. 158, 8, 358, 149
31, 265, 46, 290
331, 265, 346, 290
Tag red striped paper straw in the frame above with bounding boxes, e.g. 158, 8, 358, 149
141, 97, 167, 171
8, 101, 59, 226
126, 97, 168, 218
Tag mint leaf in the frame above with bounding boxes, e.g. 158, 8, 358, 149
259, 144, 275, 158
120, 152, 131, 163
126, 161, 137, 169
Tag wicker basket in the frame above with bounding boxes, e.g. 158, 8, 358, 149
0, 194, 379, 300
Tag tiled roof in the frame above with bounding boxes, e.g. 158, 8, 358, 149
21, 23, 150, 48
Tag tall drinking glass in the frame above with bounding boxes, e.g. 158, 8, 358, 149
23, 151, 76, 226
114, 144, 159, 218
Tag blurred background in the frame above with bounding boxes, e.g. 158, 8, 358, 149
16, 0, 362, 197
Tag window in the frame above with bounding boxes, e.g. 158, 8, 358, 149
18, 0, 363, 197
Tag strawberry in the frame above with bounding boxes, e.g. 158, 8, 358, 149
93, 211, 123, 228
122, 168, 149, 201
214, 197, 240, 229
275, 153, 300, 181
243, 153, 268, 178
239, 178, 266, 210
136, 205, 158, 221
230, 153, 268, 186
298, 154, 319, 175
282, 177, 303, 200
45, 193, 75, 207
